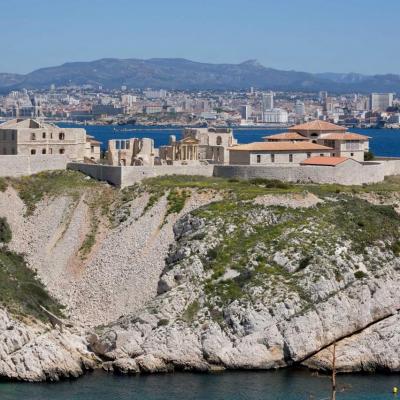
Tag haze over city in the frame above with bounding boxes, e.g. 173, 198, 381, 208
1, 0, 399, 75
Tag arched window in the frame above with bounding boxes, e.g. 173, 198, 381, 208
31, 149, 36, 155
216, 136, 222, 145
59, 132, 65, 140
31, 132, 36, 140
42, 149, 46, 154
59, 148, 65, 154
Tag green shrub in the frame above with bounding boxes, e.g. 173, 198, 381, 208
354, 270, 368, 279
364, 151, 375, 161
157, 318, 169, 327
0, 217, 12, 244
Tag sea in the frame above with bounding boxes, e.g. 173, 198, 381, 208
2, 124, 399, 399
1, 369, 400, 400
59, 123, 400, 157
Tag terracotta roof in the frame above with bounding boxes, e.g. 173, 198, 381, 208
321, 133, 370, 140
300, 156, 351, 166
263, 132, 308, 140
228, 142, 333, 152
289, 120, 347, 132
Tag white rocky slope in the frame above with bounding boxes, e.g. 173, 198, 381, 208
0, 187, 220, 327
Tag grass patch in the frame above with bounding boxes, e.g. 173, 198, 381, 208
9, 170, 112, 216
0, 248, 64, 321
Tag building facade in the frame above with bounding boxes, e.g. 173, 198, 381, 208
0, 119, 100, 161
228, 142, 333, 165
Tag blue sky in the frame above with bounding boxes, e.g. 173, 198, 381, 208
1, 0, 399, 75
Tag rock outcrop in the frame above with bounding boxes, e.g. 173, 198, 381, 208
0, 309, 98, 382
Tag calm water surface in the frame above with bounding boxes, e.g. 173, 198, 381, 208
1, 370, 400, 400
59, 123, 400, 157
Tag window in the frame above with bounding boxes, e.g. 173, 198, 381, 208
307, 153, 311, 158
59, 148, 65, 154
31, 149, 36, 155
50, 132, 53, 139
115, 141, 121, 150
49, 148, 53, 154
42, 132, 46, 139
42, 149, 46, 154
289, 154, 293, 163
271, 154, 275, 163
216, 136, 222, 145
126, 141, 130, 149
320, 154, 325, 157
351, 152, 354, 156
59, 132, 65, 140
256, 155, 261, 163
310, 133, 318, 137
11, 133, 15, 141
31, 132, 36, 140
91, 146, 95, 153
2, 132, 6, 140
121, 141, 126, 150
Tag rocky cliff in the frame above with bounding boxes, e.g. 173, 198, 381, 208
1, 172, 400, 380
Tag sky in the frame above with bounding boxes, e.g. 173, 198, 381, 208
1, 0, 399, 75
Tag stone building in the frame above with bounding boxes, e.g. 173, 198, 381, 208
265, 120, 370, 162
0, 119, 100, 161
159, 127, 237, 165
228, 142, 334, 165
107, 138, 157, 166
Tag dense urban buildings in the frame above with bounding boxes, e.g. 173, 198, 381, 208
0, 85, 398, 129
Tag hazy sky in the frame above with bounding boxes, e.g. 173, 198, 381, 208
1, 0, 399, 75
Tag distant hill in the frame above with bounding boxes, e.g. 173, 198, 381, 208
0, 58, 399, 93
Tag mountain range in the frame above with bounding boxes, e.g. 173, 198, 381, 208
0, 58, 399, 93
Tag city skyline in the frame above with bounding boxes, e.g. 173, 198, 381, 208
1, 0, 399, 75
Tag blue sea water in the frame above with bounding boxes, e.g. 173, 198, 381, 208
59, 123, 400, 157
1, 370, 400, 400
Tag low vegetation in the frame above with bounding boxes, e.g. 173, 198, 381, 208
0, 217, 63, 321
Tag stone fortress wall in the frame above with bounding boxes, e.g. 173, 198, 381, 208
67, 158, 400, 187
0, 155, 69, 177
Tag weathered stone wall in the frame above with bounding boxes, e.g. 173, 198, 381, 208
214, 162, 385, 185
376, 158, 400, 176
68, 163, 214, 187
0, 155, 68, 177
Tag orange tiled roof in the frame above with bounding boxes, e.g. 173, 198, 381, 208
321, 133, 370, 140
301, 156, 351, 166
289, 120, 347, 132
228, 142, 333, 152
263, 132, 308, 140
